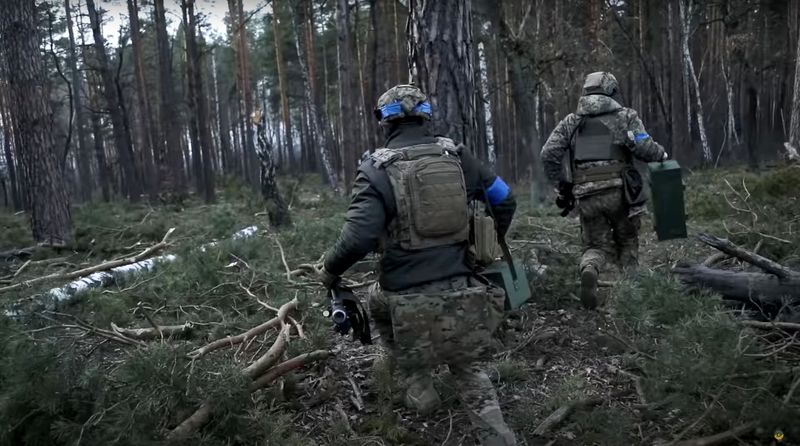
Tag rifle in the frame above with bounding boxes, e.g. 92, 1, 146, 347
324, 284, 372, 345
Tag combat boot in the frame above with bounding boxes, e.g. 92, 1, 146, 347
404, 375, 441, 415
580, 266, 599, 309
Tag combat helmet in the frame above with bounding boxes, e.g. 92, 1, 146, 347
582, 72, 619, 97
374, 84, 432, 123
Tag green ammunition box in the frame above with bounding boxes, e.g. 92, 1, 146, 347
648, 160, 687, 241
482, 258, 531, 310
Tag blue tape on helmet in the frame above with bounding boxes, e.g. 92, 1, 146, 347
486, 176, 510, 206
379, 102, 403, 120
634, 132, 650, 143
413, 101, 432, 116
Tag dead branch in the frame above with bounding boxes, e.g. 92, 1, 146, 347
673, 422, 757, 446
250, 350, 333, 391
110, 322, 194, 341
242, 323, 291, 379
166, 402, 213, 441
672, 263, 800, 305
697, 233, 797, 279
0, 228, 175, 294
168, 349, 332, 441
740, 320, 800, 332
187, 297, 297, 359
12, 260, 32, 278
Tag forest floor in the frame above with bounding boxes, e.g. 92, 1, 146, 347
0, 166, 799, 446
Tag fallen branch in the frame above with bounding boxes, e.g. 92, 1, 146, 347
168, 349, 332, 440
110, 322, 194, 341
0, 246, 38, 261
0, 228, 175, 294
242, 322, 291, 379
740, 320, 800, 332
250, 350, 333, 391
188, 297, 297, 359
673, 422, 756, 446
697, 233, 797, 279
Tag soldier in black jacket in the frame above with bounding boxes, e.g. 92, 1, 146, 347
319, 85, 517, 445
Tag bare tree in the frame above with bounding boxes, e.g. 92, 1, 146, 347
0, 0, 73, 245
786, 16, 800, 163
336, 0, 361, 187
64, 0, 93, 202
86, 0, 141, 201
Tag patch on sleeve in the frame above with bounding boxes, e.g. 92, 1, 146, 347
486, 176, 510, 206
634, 133, 650, 143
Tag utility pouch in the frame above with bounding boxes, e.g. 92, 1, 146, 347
621, 166, 645, 208
469, 201, 501, 267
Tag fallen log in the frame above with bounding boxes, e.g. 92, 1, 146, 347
0, 228, 175, 295
672, 264, 800, 306
5, 226, 260, 317
110, 322, 195, 340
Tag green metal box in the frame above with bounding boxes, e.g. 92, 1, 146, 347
482, 258, 531, 310
648, 160, 687, 241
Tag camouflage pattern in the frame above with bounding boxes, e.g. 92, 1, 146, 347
368, 277, 517, 445
578, 188, 640, 272
582, 71, 619, 97
541, 94, 666, 198
375, 84, 431, 122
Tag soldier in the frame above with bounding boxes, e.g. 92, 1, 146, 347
541, 72, 667, 309
318, 85, 518, 445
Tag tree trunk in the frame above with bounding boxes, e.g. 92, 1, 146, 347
87, 73, 111, 202
254, 111, 290, 227
673, 264, 800, 307
407, 0, 477, 148
678, 0, 711, 164
0, 89, 22, 210
786, 12, 800, 163
337, 0, 360, 188
0, 0, 73, 245
273, 0, 295, 173
668, 0, 690, 163
154, 0, 186, 196
64, 0, 92, 202
213, 51, 233, 174
182, 0, 215, 203
127, 0, 158, 200
227, 0, 257, 185
86, 0, 141, 201
289, 0, 340, 193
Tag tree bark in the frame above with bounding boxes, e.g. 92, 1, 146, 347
289, 0, 340, 193
0, 90, 21, 210
86, 0, 141, 201
668, 0, 690, 163
787, 12, 800, 163
673, 264, 800, 306
254, 111, 290, 227
337, 0, 360, 188
272, 0, 294, 173
126, 0, 158, 200
0, 0, 73, 245
153, 0, 186, 196
407, 0, 477, 148
678, 0, 711, 164
64, 0, 93, 202
182, 0, 216, 203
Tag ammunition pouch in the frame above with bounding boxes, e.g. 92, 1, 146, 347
621, 166, 646, 208
572, 163, 625, 184
469, 201, 501, 267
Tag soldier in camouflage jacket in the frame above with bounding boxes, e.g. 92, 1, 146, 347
541, 72, 667, 309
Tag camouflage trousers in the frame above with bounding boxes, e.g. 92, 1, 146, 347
577, 187, 640, 273
368, 276, 517, 446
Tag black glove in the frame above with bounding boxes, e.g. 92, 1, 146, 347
555, 180, 575, 217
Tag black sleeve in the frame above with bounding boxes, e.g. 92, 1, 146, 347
460, 148, 517, 238
323, 169, 387, 276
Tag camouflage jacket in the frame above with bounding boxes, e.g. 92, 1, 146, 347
540, 95, 665, 197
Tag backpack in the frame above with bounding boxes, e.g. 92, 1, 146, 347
372, 141, 469, 251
